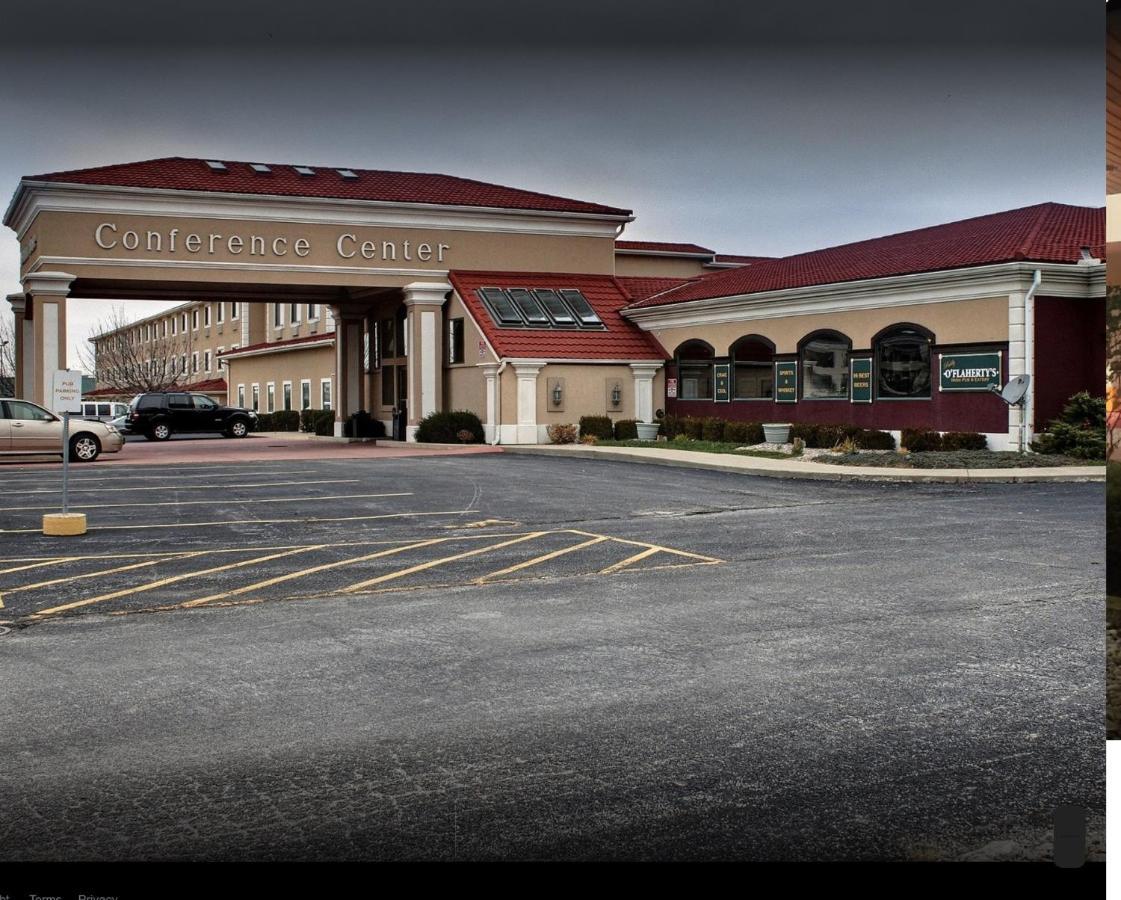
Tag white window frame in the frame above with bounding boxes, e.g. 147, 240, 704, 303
192, 309, 199, 330
321, 378, 332, 411
273, 303, 284, 329
231, 302, 239, 320
204, 350, 212, 373
192, 351, 199, 373
203, 304, 212, 327
266, 382, 276, 413
237, 384, 245, 408
282, 381, 292, 411
307, 304, 319, 322
251, 383, 260, 411
216, 302, 224, 324
290, 303, 302, 325
171, 316, 177, 336
300, 379, 311, 410
162, 320, 168, 338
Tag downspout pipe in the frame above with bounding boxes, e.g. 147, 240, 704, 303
491, 360, 507, 445
1022, 269, 1042, 451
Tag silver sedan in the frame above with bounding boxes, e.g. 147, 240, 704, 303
0, 398, 125, 462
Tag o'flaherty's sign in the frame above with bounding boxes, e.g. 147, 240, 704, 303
939, 351, 1002, 392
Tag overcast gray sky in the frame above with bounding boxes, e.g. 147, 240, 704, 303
0, 0, 1103, 371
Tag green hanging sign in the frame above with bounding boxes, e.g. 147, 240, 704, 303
939, 351, 1002, 392
775, 361, 798, 404
850, 357, 873, 403
713, 363, 731, 402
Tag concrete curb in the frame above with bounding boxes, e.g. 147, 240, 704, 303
499, 444, 1105, 484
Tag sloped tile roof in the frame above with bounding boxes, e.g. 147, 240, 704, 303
627, 203, 1104, 309
23, 157, 631, 217
615, 240, 715, 255
616, 276, 696, 302
449, 271, 666, 360
218, 333, 334, 357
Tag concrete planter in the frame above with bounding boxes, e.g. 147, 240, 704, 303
635, 422, 661, 441
763, 423, 792, 444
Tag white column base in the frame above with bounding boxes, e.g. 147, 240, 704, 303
334, 421, 345, 437
483, 424, 495, 442
499, 424, 519, 444
406, 425, 419, 442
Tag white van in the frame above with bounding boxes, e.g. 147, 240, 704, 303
80, 400, 130, 423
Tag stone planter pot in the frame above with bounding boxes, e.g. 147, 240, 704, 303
763, 423, 792, 444
635, 422, 661, 441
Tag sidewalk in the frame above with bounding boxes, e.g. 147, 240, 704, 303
500, 443, 1105, 483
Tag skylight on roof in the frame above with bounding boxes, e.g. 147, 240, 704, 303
478, 287, 606, 330
293, 166, 315, 176
204, 160, 227, 171
559, 289, 603, 326
249, 163, 271, 173
337, 169, 358, 179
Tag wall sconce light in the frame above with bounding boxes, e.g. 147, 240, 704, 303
552, 384, 563, 406
611, 385, 622, 407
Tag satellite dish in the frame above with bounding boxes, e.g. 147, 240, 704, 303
991, 374, 1030, 406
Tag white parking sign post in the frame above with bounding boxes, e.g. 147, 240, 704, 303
44, 371, 86, 536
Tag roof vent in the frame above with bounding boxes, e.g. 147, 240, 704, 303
337, 168, 358, 179
249, 163, 271, 173
1079, 246, 1100, 265
293, 166, 315, 176
204, 160, 227, 171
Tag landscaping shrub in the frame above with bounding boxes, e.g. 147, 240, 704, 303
1032, 391, 1106, 460
854, 429, 895, 450
901, 428, 943, 452
300, 408, 336, 435
416, 410, 484, 443
743, 421, 765, 444
658, 414, 682, 439
701, 417, 725, 442
580, 433, 599, 445
342, 410, 384, 438
547, 423, 578, 444
614, 419, 638, 440
682, 416, 704, 440
724, 421, 749, 444
940, 431, 986, 451
270, 410, 300, 432
255, 412, 274, 431
578, 415, 614, 440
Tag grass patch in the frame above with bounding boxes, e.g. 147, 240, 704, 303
594, 439, 795, 460
820, 449, 1095, 469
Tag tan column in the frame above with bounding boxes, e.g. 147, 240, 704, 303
513, 360, 545, 444
6, 293, 26, 398
23, 272, 75, 405
629, 362, 663, 423
331, 304, 348, 436
403, 282, 450, 441
480, 362, 500, 443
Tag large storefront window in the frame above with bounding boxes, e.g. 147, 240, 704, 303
875, 325, 932, 399
731, 336, 774, 399
800, 331, 850, 400
675, 340, 714, 400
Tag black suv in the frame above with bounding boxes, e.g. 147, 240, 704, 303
126, 392, 258, 441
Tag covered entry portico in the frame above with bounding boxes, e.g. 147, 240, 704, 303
3, 156, 631, 437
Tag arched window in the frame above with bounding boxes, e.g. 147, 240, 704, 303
874, 324, 933, 399
675, 340, 714, 400
800, 330, 851, 400
731, 335, 775, 400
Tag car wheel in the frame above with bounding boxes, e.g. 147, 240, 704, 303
230, 420, 249, 438
69, 434, 101, 462
152, 422, 172, 441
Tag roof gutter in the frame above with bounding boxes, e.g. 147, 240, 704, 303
1022, 268, 1042, 448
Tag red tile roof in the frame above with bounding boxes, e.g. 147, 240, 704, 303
23, 157, 631, 217
627, 203, 1105, 309
711, 254, 776, 264
615, 240, 715, 256
218, 333, 334, 357
449, 271, 666, 360
83, 377, 227, 398
616, 276, 696, 302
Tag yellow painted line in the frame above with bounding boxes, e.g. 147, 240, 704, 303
2, 552, 208, 595
341, 532, 548, 593
475, 535, 609, 583
0, 510, 472, 534
0, 558, 75, 577
16, 479, 362, 495
2, 492, 412, 513
598, 546, 661, 575
28, 545, 327, 619
569, 529, 723, 563
180, 538, 448, 607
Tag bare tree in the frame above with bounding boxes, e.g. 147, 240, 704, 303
0, 309, 15, 397
78, 305, 195, 395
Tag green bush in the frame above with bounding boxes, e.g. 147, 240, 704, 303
682, 417, 704, 440
701, 417, 725, 442
268, 410, 300, 432
255, 412, 274, 431
724, 421, 749, 444
658, 414, 682, 439
614, 419, 638, 440
416, 410, 484, 443
578, 415, 614, 440
743, 421, 765, 444
299, 408, 336, 436
1032, 391, 1106, 460
854, 429, 896, 450
941, 431, 987, 451
901, 429, 942, 452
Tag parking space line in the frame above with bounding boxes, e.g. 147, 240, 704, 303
475, 535, 609, 583
28, 545, 328, 619
2, 492, 412, 513
16, 479, 362, 495
341, 532, 548, 593
0, 558, 75, 576
0, 552, 209, 595
180, 537, 450, 607
0, 510, 472, 533
598, 546, 661, 574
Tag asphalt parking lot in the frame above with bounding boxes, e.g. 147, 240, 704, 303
0, 451, 1105, 861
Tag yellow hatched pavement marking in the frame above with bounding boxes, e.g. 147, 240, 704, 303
1, 552, 209, 595
0, 558, 75, 577
598, 546, 661, 575
28, 545, 327, 619
569, 529, 723, 564
3, 492, 412, 512
475, 535, 609, 583
341, 532, 548, 593
180, 538, 449, 608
